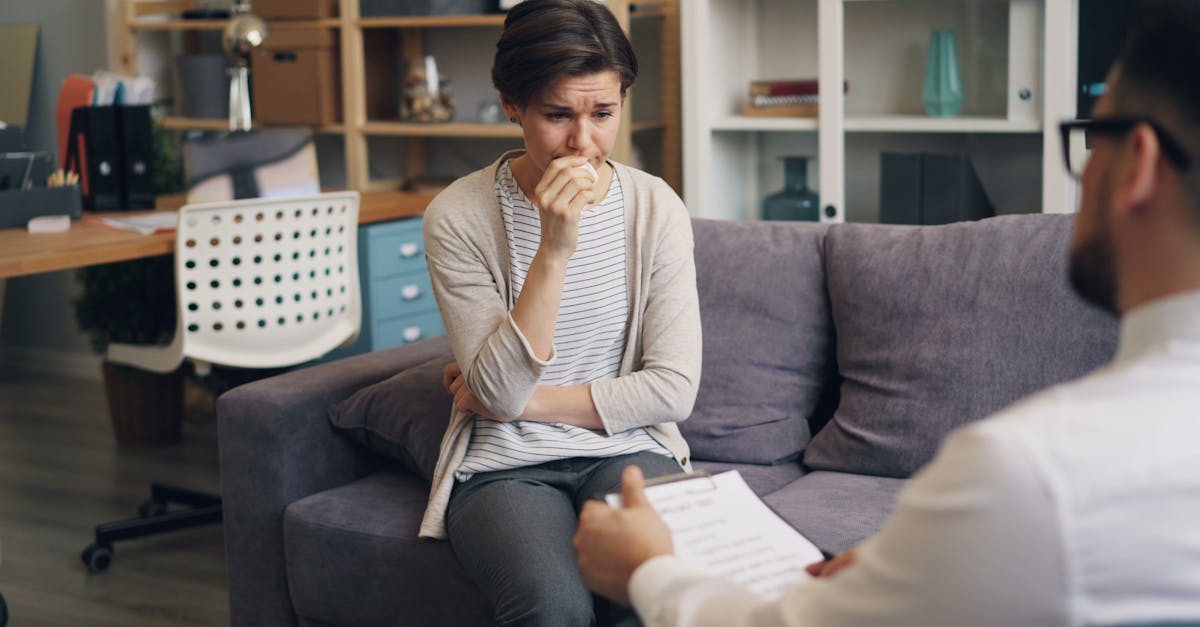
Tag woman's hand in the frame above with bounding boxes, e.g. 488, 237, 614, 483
443, 361, 503, 421
532, 156, 598, 261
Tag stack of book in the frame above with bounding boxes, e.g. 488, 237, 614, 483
741, 79, 847, 118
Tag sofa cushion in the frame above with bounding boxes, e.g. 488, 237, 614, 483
804, 214, 1119, 478
327, 354, 454, 482
763, 471, 906, 555
283, 469, 492, 627
684, 219, 834, 464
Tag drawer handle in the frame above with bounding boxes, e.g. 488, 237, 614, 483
401, 285, 421, 300
399, 242, 419, 258
403, 326, 422, 342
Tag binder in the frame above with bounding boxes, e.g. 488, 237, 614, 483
879, 151, 995, 225
64, 104, 155, 212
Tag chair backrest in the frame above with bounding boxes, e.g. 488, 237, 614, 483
174, 191, 361, 369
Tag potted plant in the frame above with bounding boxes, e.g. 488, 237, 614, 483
73, 121, 186, 445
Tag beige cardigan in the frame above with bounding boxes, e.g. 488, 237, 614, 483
418, 152, 702, 539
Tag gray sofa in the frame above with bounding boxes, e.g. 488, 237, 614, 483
219, 213, 1118, 626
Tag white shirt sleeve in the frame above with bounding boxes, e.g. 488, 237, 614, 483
629, 422, 1072, 627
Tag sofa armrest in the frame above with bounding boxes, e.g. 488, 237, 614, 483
218, 336, 451, 627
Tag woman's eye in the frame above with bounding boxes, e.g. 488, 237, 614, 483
547, 112, 570, 121
595, 111, 613, 120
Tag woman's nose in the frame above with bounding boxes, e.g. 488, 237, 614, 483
568, 119, 593, 150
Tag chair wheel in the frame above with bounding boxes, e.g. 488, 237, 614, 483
82, 543, 114, 573
138, 499, 168, 518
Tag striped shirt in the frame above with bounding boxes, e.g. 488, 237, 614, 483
454, 161, 671, 481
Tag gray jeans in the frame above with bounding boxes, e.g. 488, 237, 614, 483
446, 451, 684, 627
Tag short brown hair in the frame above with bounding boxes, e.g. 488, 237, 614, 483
492, 0, 638, 109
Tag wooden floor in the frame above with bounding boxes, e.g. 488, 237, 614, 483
0, 366, 228, 626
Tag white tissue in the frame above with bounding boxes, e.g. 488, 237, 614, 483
576, 161, 598, 183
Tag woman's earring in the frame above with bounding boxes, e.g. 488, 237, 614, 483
509, 116, 518, 123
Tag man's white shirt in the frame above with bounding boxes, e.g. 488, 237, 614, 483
630, 291, 1200, 627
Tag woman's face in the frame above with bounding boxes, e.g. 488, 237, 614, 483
504, 70, 623, 174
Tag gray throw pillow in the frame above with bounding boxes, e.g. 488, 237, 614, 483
328, 355, 454, 482
803, 214, 1119, 478
682, 219, 834, 465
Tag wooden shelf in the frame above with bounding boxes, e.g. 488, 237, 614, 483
159, 117, 345, 134
363, 121, 523, 138
844, 115, 1042, 134
358, 15, 506, 28
128, 17, 342, 31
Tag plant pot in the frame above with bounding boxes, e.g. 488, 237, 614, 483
100, 361, 184, 445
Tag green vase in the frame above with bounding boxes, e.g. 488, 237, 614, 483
923, 30, 963, 117
762, 156, 820, 221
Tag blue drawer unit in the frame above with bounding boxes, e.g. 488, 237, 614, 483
321, 216, 445, 362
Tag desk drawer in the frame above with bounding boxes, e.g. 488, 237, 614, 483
372, 309, 445, 348
370, 271, 436, 321
366, 219, 426, 280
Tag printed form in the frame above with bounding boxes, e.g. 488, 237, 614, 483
608, 470, 824, 600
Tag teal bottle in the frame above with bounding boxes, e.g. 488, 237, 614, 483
923, 30, 963, 117
762, 156, 820, 221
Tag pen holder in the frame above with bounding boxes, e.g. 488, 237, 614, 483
0, 184, 83, 229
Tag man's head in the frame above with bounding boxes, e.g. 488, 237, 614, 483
1067, 0, 1200, 314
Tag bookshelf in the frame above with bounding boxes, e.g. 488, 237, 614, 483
681, 0, 1079, 223
118, 0, 682, 194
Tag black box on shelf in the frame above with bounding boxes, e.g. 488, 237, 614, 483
360, 0, 494, 17
63, 105, 155, 213
879, 151, 995, 226
0, 184, 83, 230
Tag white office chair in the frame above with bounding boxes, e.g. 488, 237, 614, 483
82, 191, 362, 573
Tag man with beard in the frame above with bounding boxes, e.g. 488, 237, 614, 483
571, 2, 1200, 625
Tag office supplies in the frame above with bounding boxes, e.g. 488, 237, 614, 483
64, 105, 155, 212
27, 215, 70, 234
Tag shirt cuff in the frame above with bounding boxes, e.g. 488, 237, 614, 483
506, 313, 556, 367
629, 555, 695, 624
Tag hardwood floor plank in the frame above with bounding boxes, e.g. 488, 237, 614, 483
0, 366, 228, 626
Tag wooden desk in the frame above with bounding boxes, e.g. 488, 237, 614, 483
0, 191, 436, 279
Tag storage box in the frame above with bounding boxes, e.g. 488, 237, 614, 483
0, 185, 83, 229
360, 0, 493, 17
252, 28, 342, 126
251, 0, 339, 19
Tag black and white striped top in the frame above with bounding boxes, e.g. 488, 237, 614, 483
454, 161, 671, 481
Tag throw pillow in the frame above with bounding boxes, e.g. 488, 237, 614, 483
681, 219, 835, 465
328, 354, 454, 482
803, 214, 1119, 477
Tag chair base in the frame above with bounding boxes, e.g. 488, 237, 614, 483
82, 483, 222, 573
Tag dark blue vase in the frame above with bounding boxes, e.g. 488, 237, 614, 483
762, 156, 820, 221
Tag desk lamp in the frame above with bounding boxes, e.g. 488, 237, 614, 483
223, 2, 267, 132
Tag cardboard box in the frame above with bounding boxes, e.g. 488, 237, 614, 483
252, 28, 342, 126
251, 0, 339, 19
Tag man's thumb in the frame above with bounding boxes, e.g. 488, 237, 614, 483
621, 465, 650, 508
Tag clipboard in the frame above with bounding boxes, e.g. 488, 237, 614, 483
606, 470, 829, 600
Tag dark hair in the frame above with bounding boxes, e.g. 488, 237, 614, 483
1110, 1, 1200, 156
492, 0, 638, 109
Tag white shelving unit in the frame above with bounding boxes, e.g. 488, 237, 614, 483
682, 0, 1079, 223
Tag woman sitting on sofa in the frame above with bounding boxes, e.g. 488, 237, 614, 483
418, 0, 702, 625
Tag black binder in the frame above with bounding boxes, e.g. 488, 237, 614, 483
64, 105, 155, 212
879, 151, 995, 225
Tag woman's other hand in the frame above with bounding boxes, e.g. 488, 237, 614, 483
533, 155, 597, 260
446, 362, 503, 421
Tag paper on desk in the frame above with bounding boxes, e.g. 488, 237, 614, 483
607, 470, 823, 600
86, 211, 177, 235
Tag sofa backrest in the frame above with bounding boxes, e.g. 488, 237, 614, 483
683, 219, 834, 465
685, 214, 1121, 477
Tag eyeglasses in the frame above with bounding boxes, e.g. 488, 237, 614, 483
1059, 117, 1192, 180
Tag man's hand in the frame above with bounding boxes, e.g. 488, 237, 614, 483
805, 548, 859, 579
442, 361, 502, 421
574, 466, 674, 606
